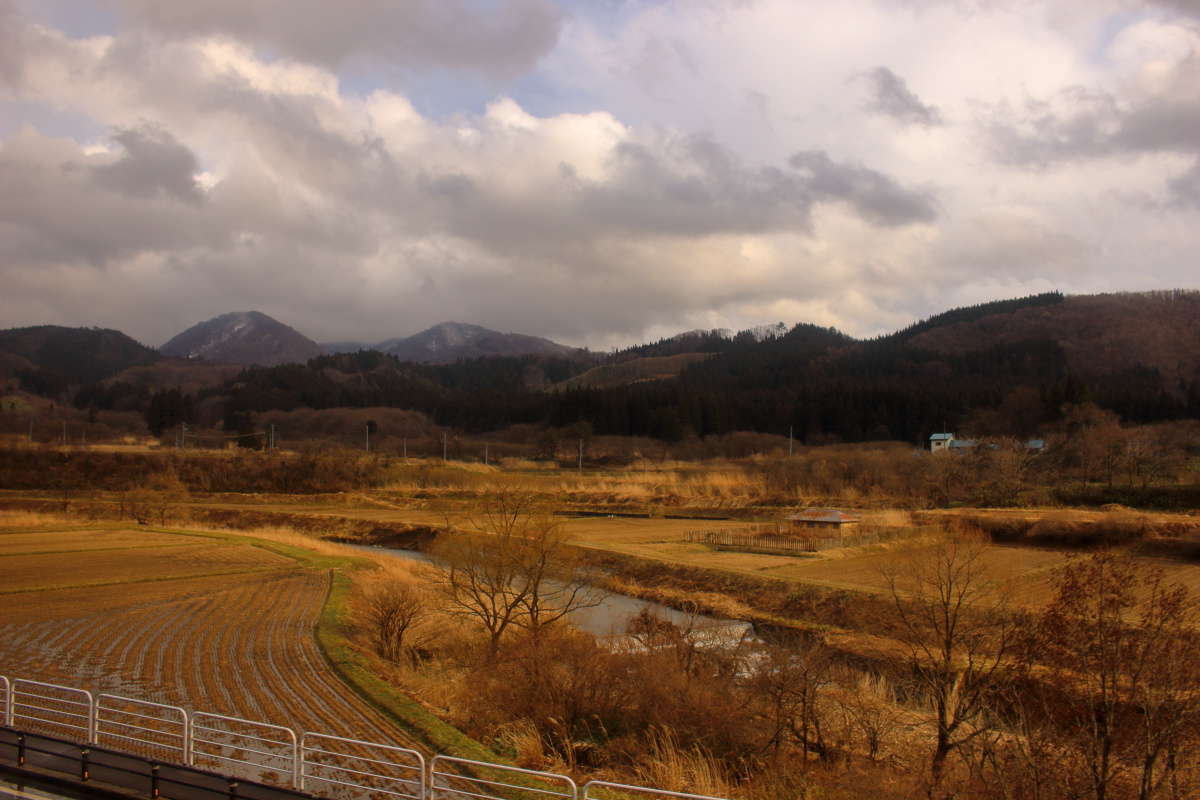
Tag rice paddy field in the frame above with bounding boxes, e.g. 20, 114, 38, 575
0, 520, 419, 752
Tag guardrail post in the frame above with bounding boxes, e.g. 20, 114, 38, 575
1, 675, 10, 727
187, 713, 196, 767
88, 693, 97, 745
16, 733, 25, 767
183, 711, 192, 766
291, 732, 300, 790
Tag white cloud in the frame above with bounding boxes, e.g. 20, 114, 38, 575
0, 0, 1197, 348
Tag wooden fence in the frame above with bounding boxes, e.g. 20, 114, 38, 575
685, 527, 891, 555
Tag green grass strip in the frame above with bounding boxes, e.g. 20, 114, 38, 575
149, 525, 503, 763
313, 570, 499, 762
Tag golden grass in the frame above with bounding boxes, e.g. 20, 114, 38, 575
631, 728, 734, 798
0, 571, 277, 623
497, 458, 558, 471
0, 535, 295, 593
0, 509, 79, 529
0, 528, 191, 554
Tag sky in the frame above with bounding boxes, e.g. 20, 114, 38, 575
1, 0, 1199, 350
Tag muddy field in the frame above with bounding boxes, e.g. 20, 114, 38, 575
0, 523, 418, 751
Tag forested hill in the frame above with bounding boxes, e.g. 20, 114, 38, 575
12, 290, 1200, 445
0, 325, 160, 391
611, 321, 850, 361
188, 291, 1198, 443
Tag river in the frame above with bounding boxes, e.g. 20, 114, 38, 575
352, 544, 756, 643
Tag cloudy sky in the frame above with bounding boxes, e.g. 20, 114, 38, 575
2, 0, 1198, 349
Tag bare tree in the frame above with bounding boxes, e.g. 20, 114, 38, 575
434, 492, 601, 659
434, 529, 531, 660
362, 580, 428, 667
1030, 552, 1200, 800
127, 468, 189, 525
514, 518, 603, 637
837, 669, 904, 764
882, 530, 1016, 788
749, 637, 835, 762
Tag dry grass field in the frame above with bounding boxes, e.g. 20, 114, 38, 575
0, 528, 191, 554
0, 539, 296, 593
131, 493, 1200, 612
0, 519, 420, 751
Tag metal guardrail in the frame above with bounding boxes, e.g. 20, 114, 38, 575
9, 680, 94, 744
96, 693, 190, 765
190, 711, 300, 788
0, 727, 313, 800
0, 675, 733, 800
301, 732, 425, 800
582, 780, 729, 800
431, 755, 577, 800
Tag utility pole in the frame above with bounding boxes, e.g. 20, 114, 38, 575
788, 426, 793, 458
402, 437, 407, 460
578, 438, 583, 474
365, 423, 370, 452
484, 443, 488, 466
269, 424, 275, 450
443, 433, 447, 462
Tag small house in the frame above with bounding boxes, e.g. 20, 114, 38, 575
785, 508, 861, 532
930, 432, 954, 453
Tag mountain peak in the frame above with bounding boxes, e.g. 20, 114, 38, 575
380, 322, 579, 364
161, 311, 323, 366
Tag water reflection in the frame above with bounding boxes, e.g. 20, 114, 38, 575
351, 544, 754, 642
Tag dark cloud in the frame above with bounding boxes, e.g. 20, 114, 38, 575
0, 124, 375, 271
986, 58, 1200, 168
787, 150, 938, 226
107, 0, 563, 76
1148, 0, 1200, 16
408, 135, 937, 256
91, 124, 203, 204
863, 67, 942, 126
0, 0, 29, 86
1168, 158, 1200, 207
0, 129, 217, 265
576, 137, 814, 236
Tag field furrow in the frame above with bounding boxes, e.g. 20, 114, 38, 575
0, 527, 419, 762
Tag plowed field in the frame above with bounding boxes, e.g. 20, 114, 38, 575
0, 526, 418, 752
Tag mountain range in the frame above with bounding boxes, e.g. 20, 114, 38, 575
160, 313, 580, 367
2, 290, 1198, 445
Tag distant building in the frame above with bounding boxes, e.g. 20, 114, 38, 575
931, 433, 1046, 454
785, 508, 861, 531
930, 432, 954, 453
